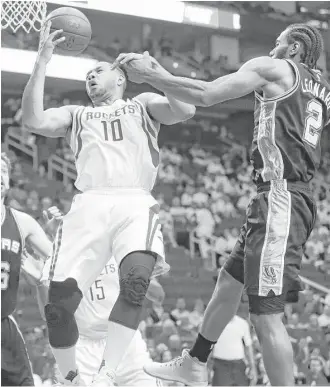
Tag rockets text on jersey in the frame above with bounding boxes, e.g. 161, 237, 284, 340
251, 59, 330, 184
74, 258, 120, 339
1, 207, 24, 317
68, 98, 160, 192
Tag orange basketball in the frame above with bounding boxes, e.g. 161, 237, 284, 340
46, 7, 92, 56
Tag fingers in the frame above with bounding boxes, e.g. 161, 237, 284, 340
43, 206, 64, 221
111, 53, 128, 69
119, 53, 141, 65
53, 36, 66, 46
48, 29, 64, 42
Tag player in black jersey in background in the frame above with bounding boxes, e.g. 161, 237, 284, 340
1, 152, 60, 386
113, 24, 330, 386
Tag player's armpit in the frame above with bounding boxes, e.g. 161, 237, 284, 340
24, 105, 78, 138
135, 92, 195, 125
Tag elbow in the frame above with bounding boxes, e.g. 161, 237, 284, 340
180, 105, 196, 121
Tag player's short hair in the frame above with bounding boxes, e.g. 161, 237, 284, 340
286, 23, 324, 68
1, 152, 11, 174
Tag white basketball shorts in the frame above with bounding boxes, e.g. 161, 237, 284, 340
76, 331, 161, 386
47, 188, 169, 292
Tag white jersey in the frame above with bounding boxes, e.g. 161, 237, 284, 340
68, 98, 160, 192
75, 257, 120, 339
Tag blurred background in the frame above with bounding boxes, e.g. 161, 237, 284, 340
1, 0, 330, 385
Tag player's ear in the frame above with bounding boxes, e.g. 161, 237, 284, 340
290, 41, 300, 56
117, 74, 126, 87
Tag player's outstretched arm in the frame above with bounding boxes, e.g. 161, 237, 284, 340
115, 53, 287, 107
22, 22, 78, 137
143, 56, 288, 107
135, 92, 196, 125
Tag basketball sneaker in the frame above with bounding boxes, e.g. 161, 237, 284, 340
91, 367, 115, 386
143, 349, 208, 386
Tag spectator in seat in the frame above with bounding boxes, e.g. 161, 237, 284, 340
306, 357, 329, 386
189, 298, 205, 330
171, 298, 190, 327
168, 334, 182, 358
156, 320, 178, 347
318, 304, 330, 329
159, 204, 178, 248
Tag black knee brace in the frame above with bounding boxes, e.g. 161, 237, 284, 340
45, 278, 82, 348
109, 251, 155, 329
119, 264, 151, 306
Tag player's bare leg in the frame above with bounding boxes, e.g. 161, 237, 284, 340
93, 251, 156, 386
250, 310, 294, 385
144, 269, 244, 385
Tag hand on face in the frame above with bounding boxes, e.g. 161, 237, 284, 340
112, 51, 154, 84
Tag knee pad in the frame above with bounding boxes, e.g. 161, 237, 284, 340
119, 264, 151, 307
248, 294, 286, 315
45, 278, 82, 348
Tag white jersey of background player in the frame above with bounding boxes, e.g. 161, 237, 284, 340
26, 256, 162, 386
22, 22, 195, 385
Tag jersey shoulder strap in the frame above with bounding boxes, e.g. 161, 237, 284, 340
68, 106, 86, 154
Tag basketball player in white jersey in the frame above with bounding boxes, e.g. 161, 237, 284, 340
22, 23, 195, 386
23, 247, 163, 386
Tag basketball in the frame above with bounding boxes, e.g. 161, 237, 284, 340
46, 7, 91, 56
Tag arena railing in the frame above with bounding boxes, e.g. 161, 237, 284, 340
4, 129, 38, 170
47, 154, 76, 186
189, 232, 330, 295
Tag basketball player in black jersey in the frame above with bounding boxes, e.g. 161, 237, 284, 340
113, 24, 330, 386
1, 152, 60, 386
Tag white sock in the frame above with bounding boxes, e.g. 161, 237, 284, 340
101, 321, 136, 371
51, 346, 77, 379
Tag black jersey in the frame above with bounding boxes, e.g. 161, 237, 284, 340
1, 206, 24, 318
251, 59, 330, 184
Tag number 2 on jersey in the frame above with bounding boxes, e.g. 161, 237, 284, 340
101, 119, 123, 142
303, 99, 323, 148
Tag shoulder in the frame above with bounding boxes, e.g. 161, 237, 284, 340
11, 209, 40, 237
240, 56, 293, 82
134, 92, 161, 106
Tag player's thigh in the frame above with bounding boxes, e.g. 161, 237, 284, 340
1, 316, 34, 386
112, 196, 169, 277
48, 193, 111, 292
116, 332, 158, 386
222, 223, 245, 285
244, 188, 316, 311
75, 336, 105, 385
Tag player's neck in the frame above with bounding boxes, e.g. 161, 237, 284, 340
93, 96, 121, 107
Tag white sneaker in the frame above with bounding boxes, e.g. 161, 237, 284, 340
143, 349, 208, 386
91, 368, 115, 387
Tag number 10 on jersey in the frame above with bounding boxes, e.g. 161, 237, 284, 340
101, 119, 123, 142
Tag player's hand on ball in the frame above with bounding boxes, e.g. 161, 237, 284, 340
38, 21, 66, 64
